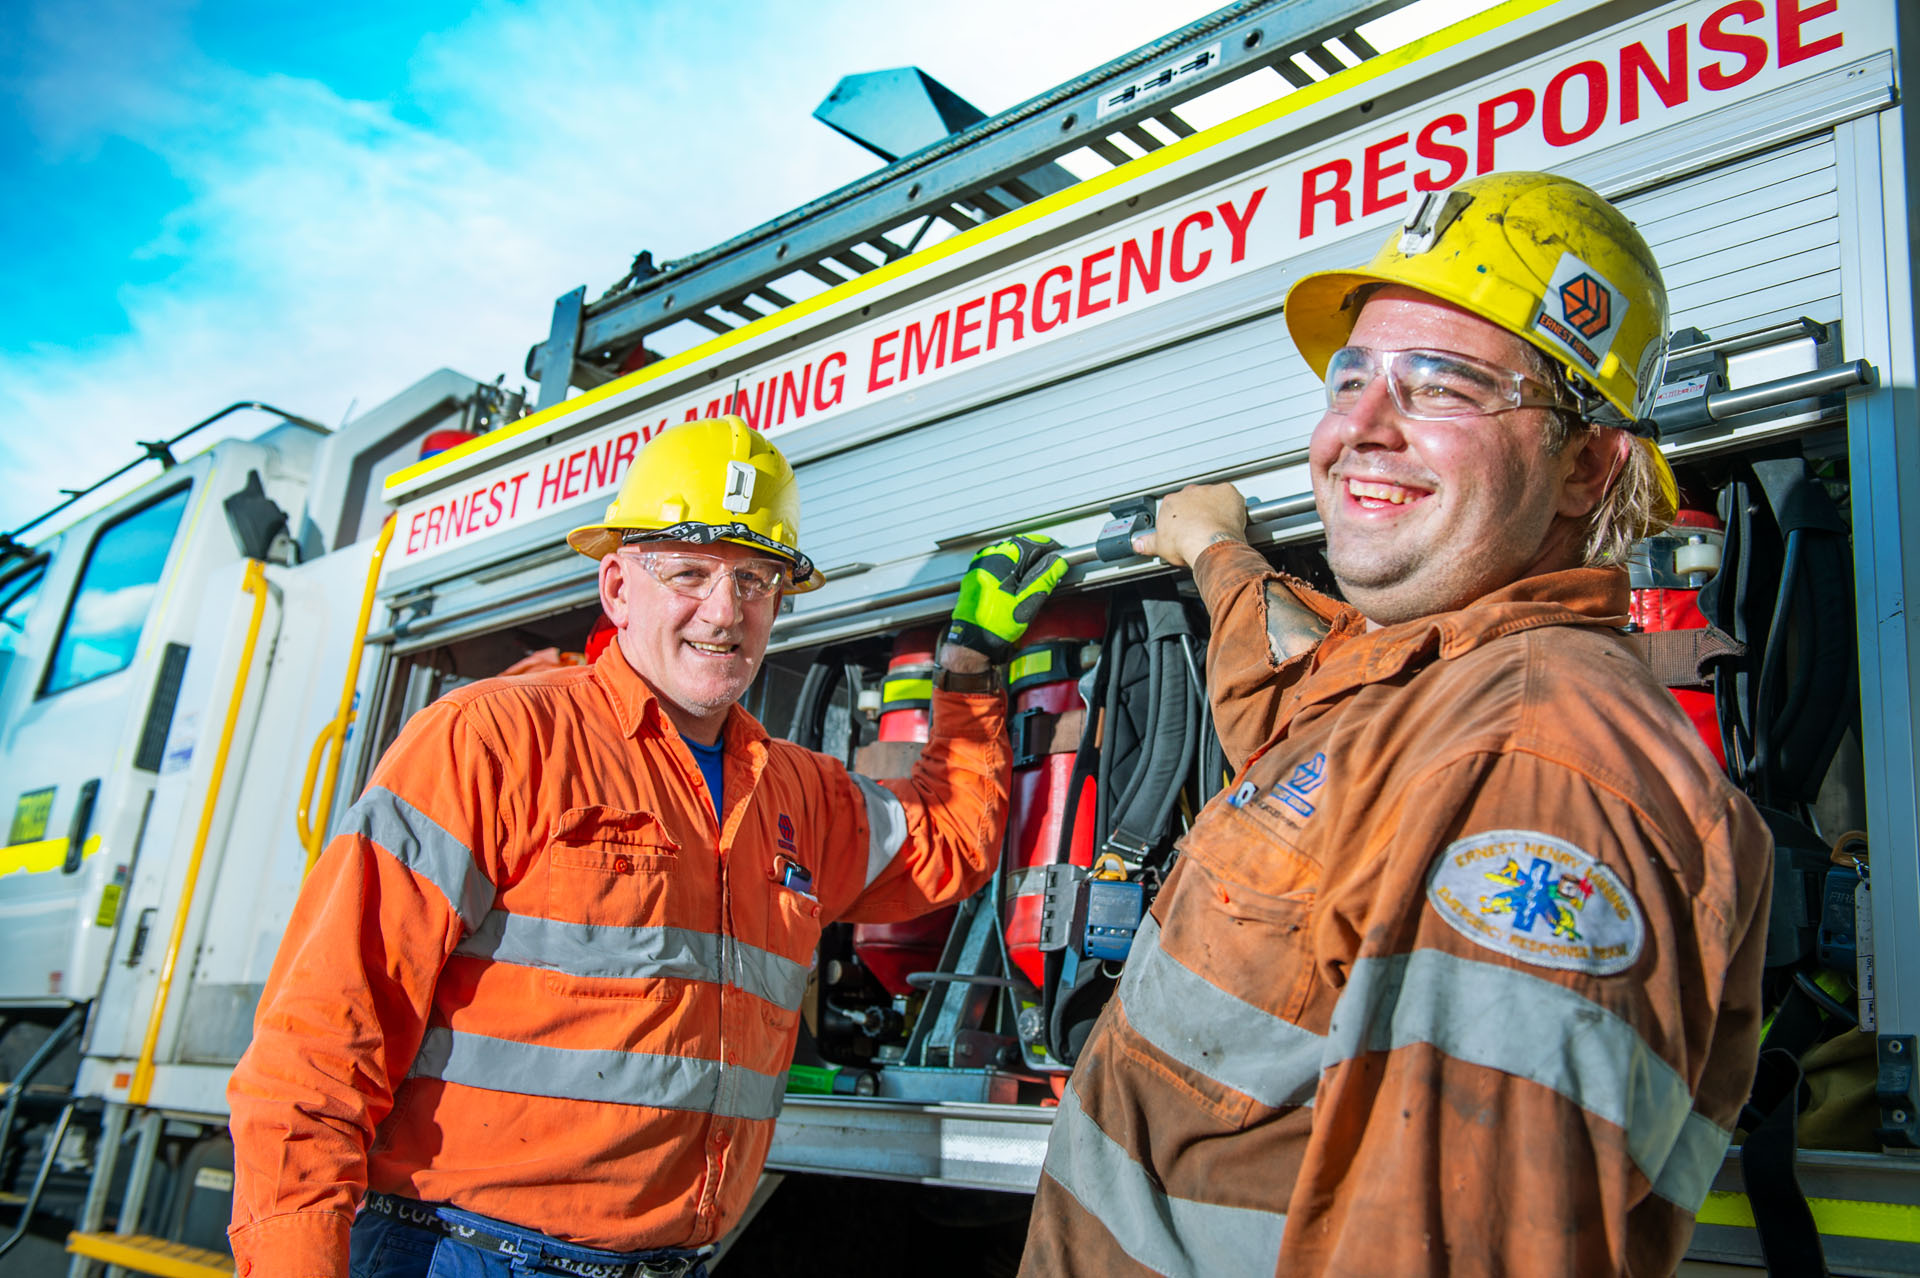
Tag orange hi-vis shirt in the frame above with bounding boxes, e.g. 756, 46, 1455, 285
227, 642, 1009, 1277
1022, 541, 1772, 1277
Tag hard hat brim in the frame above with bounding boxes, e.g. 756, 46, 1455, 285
1284, 268, 1384, 380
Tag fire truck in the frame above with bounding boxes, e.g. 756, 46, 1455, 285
2, 0, 1915, 1271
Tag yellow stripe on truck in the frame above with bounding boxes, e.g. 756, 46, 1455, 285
0, 834, 101, 878
1697, 1189, 1920, 1244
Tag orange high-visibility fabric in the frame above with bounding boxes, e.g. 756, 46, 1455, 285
1022, 541, 1771, 1277
227, 642, 1008, 1277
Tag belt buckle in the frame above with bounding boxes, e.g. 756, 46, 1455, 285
634, 1258, 694, 1278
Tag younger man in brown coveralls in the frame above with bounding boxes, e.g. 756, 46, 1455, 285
1021, 172, 1771, 1275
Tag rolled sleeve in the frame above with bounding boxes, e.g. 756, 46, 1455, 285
1193, 541, 1350, 769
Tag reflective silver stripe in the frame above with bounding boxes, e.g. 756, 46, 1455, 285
347, 787, 493, 932
1650, 1108, 1735, 1211
1043, 1078, 1287, 1277
1118, 914, 1322, 1109
455, 913, 810, 1010
724, 936, 811, 1010
410, 1026, 784, 1121
851, 773, 910, 888
1328, 950, 1719, 1195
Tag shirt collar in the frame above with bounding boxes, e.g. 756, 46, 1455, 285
1306, 566, 1631, 698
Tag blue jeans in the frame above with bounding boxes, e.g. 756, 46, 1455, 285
347, 1195, 710, 1278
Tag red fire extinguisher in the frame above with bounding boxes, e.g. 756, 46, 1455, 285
1000, 598, 1106, 989
850, 627, 955, 996
1629, 506, 1727, 768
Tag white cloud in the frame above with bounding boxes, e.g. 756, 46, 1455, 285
0, 0, 1245, 537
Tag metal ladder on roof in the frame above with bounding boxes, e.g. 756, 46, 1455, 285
525, 0, 1408, 409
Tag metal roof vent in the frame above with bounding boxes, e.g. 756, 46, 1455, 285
814, 67, 1075, 197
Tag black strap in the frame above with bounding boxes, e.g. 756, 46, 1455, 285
1622, 626, 1746, 689
1699, 456, 1855, 805
1739, 1044, 1831, 1277
1103, 596, 1200, 860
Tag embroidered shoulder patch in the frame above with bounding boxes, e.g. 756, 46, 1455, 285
1426, 830, 1644, 975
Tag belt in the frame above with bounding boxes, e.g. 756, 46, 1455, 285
362, 1192, 706, 1278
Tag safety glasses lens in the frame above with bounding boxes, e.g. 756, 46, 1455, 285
641, 554, 786, 599
1325, 347, 1563, 420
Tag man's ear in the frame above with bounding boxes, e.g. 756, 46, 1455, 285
1559, 425, 1633, 520
598, 553, 630, 628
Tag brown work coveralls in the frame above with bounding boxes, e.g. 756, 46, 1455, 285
1023, 540, 1771, 1276
228, 641, 1009, 1276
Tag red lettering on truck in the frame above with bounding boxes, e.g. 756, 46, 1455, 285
1621, 26, 1689, 122
1414, 114, 1468, 191
1700, 1, 1768, 90
1117, 231, 1162, 305
1300, 159, 1351, 237
1476, 88, 1534, 173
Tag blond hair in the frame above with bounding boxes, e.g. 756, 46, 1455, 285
1522, 334, 1672, 567
1541, 414, 1673, 566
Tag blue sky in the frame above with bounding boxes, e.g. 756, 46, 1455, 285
0, 0, 1446, 538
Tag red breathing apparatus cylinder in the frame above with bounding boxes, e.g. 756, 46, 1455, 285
1001, 597, 1106, 989
1628, 507, 1727, 767
850, 627, 954, 996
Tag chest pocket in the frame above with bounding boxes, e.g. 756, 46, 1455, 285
750, 851, 823, 1028
546, 806, 681, 929
1163, 787, 1323, 1028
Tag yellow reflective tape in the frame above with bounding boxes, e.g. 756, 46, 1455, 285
384, 0, 1560, 499
883, 677, 933, 705
95, 882, 124, 928
0, 834, 101, 878
1698, 1190, 1920, 1244
1010, 650, 1055, 684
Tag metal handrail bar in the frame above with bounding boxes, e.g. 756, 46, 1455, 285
298, 517, 399, 872
130, 559, 273, 1104
1, 402, 327, 563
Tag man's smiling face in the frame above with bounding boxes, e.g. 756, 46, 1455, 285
1308, 286, 1602, 627
600, 538, 781, 742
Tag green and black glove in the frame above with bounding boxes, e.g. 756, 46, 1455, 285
943, 534, 1068, 662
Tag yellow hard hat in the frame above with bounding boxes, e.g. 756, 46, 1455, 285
1285, 171, 1677, 523
567, 416, 823, 592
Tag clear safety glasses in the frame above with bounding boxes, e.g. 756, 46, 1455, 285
1324, 346, 1574, 421
626, 550, 789, 601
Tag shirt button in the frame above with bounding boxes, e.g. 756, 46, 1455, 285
714, 1131, 730, 1149
613, 855, 633, 874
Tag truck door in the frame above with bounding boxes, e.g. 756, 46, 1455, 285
0, 445, 292, 1010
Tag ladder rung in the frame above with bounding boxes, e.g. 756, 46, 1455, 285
66, 1231, 234, 1277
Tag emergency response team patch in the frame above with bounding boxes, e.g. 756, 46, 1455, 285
1532, 252, 1629, 375
1426, 830, 1644, 975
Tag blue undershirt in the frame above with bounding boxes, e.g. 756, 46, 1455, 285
681, 734, 725, 825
